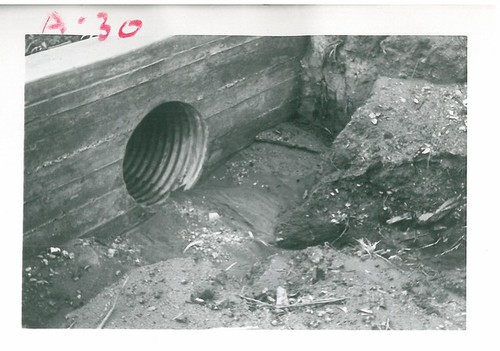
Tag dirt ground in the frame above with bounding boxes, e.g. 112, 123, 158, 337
22, 118, 466, 330
21, 33, 468, 331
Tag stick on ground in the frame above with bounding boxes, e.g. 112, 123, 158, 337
238, 294, 347, 309
97, 275, 130, 329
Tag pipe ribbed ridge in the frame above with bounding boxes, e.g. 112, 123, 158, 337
123, 102, 207, 205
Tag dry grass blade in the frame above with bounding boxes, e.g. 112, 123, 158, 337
356, 238, 380, 258
183, 240, 203, 254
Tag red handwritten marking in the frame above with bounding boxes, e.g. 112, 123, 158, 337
118, 19, 143, 38
96, 12, 111, 41
42, 11, 66, 34
41, 12, 142, 41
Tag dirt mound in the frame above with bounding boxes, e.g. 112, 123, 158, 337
61, 243, 465, 330
275, 76, 467, 260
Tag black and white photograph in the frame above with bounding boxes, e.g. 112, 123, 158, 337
1, 2, 498, 347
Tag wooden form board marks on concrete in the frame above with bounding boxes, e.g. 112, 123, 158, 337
24, 35, 308, 251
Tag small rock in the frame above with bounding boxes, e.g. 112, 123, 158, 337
107, 248, 117, 258
309, 247, 324, 264
147, 306, 157, 312
276, 286, 289, 306
383, 131, 394, 139
208, 212, 221, 221
49, 247, 61, 255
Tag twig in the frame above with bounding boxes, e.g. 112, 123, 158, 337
385, 318, 391, 330
67, 320, 77, 329
438, 235, 465, 256
238, 295, 273, 307
172, 312, 184, 321
238, 294, 348, 309
225, 262, 238, 272
374, 253, 404, 272
330, 219, 350, 245
411, 60, 419, 79
420, 237, 441, 249
277, 297, 348, 309
97, 275, 129, 329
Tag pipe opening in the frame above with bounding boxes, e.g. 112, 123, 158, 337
123, 102, 208, 206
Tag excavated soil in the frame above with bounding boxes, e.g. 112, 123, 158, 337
22, 120, 466, 330
21, 35, 467, 331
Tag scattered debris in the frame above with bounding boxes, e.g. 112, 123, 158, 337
417, 195, 462, 225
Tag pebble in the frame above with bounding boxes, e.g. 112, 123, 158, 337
107, 248, 117, 258
49, 247, 61, 255
208, 212, 221, 221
